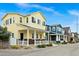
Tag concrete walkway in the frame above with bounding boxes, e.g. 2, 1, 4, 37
0, 43, 79, 56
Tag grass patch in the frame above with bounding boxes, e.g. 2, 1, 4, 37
11, 45, 20, 49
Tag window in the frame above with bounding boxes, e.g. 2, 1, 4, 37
10, 18, 12, 24
32, 17, 36, 23
13, 17, 15, 23
32, 32, 34, 38
52, 27, 56, 31
20, 17, 22, 23
6, 20, 9, 25
37, 19, 40, 24
36, 33, 38, 38
26, 17, 28, 23
42, 21, 45, 26
12, 33, 14, 38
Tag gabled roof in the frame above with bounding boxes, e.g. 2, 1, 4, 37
2, 11, 46, 21
52, 24, 62, 28
2, 13, 24, 20
63, 27, 70, 31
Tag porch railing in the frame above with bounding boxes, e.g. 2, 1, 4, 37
18, 40, 27, 46
18, 40, 49, 46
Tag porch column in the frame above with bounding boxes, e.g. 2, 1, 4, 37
59, 35, 60, 41
66, 35, 69, 42
48, 32, 50, 43
27, 29, 29, 46
56, 35, 59, 41
34, 30, 36, 46
50, 35, 51, 42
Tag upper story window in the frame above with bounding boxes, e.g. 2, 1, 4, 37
10, 18, 12, 24
36, 33, 38, 38
42, 21, 45, 26
20, 17, 22, 23
32, 17, 36, 23
26, 17, 28, 23
52, 27, 56, 31
37, 19, 40, 24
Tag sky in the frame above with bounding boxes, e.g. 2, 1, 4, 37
0, 3, 79, 33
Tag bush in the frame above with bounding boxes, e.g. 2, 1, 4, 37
11, 45, 20, 49
46, 43, 52, 47
62, 41, 67, 44
37, 44, 46, 48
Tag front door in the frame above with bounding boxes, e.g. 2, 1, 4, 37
20, 33, 24, 40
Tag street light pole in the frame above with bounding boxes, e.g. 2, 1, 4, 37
76, 16, 78, 34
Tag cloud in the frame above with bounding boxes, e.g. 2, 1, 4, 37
67, 10, 79, 33
16, 3, 63, 16
68, 10, 79, 16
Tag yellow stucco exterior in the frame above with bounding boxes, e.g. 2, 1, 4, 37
2, 12, 46, 46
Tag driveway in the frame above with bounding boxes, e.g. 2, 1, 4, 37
0, 43, 79, 56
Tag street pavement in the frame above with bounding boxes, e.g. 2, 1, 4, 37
0, 43, 79, 56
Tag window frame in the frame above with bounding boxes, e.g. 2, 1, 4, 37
36, 33, 38, 38
26, 17, 28, 23
37, 19, 40, 24
10, 18, 12, 24
32, 17, 36, 23
20, 17, 22, 23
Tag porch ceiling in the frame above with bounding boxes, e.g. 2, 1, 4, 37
16, 24, 46, 32
49, 34, 64, 35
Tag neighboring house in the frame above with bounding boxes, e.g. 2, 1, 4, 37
63, 27, 71, 42
2, 12, 46, 46
46, 24, 66, 43
70, 32, 79, 43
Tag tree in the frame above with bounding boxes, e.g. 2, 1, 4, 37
0, 26, 10, 48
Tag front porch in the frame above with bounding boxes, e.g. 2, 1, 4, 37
46, 32, 68, 43
17, 39, 49, 46
16, 29, 48, 46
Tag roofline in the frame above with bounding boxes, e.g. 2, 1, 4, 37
2, 11, 46, 21
2, 13, 25, 20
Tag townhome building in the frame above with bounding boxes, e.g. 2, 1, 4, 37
70, 32, 79, 43
63, 27, 71, 43
2, 12, 46, 46
46, 24, 67, 43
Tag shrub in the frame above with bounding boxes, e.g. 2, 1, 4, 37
11, 45, 20, 49
37, 44, 46, 48
62, 41, 67, 44
46, 43, 52, 47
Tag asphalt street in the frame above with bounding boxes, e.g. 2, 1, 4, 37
0, 43, 79, 56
